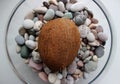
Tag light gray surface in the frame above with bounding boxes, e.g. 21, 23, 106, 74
0, 0, 120, 84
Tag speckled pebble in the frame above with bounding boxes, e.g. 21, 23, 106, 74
15, 35, 25, 45
25, 40, 36, 49
98, 32, 108, 42
85, 61, 97, 73
34, 21, 43, 31
95, 46, 104, 58
58, 1, 65, 12
68, 61, 77, 74
44, 9, 55, 21
55, 11, 64, 17
23, 19, 34, 29
38, 72, 48, 82
32, 51, 41, 63
78, 25, 90, 38
87, 32, 95, 42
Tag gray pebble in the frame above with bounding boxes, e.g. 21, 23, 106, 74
33, 17, 38, 23
85, 61, 97, 73
32, 51, 41, 63
49, 4, 58, 11
98, 32, 108, 42
15, 35, 25, 45
67, 61, 77, 74
95, 46, 104, 58
63, 12, 73, 19
73, 12, 81, 17
70, 3, 85, 12
24, 11, 34, 20
29, 35, 35, 41
78, 25, 90, 38
66, 2, 73, 10
96, 25, 103, 33
25, 40, 36, 49
67, 75, 74, 84
81, 47, 87, 52
58, 1, 65, 12
20, 45, 30, 59
87, 32, 95, 42
74, 15, 87, 26
82, 50, 90, 59
23, 19, 34, 29
19, 27, 26, 36
83, 56, 92, 63
44, 9, 55, 21
55, 11, 64, 17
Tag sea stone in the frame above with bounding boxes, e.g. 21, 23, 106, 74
44, 9, 55, 21
38, 18, 80, 72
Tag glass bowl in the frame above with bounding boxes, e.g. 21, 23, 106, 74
5, 0, 113, 84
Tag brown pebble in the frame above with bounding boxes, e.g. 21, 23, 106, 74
91, 29, 98, 39
72, 74, 79, 80
38, 72, 48, 82
19, 27, 26, 36
37, 14, 44, 21
89, 23, 97, 29
91, 18, 98, 24
77, 61, 84, 67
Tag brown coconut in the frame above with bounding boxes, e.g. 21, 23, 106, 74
38, 18, 80, 72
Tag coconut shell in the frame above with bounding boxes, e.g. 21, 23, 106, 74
38, 18, 80, 72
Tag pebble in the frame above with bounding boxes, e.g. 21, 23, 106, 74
19, 27, 26, 36
86, 9, 93, 18
82, 50, 90, 59
91, 29, 98, 39
64, 12, 73, 19
24, 59, 29, 64
73, 12, 81, 17
43, 1, 49, 8
48, 73, 57, 83
81, 47, 87, 52
62, 68, 67, 78
83, 56, 92, 63
55, 11, 64, 17
70, 0, 77, 3
89, 51, 94, 56
66, 2, 73, 10
29, 35, 35, 41
29, 58, 43, 71
27, 28, 36, 35
96, 25, 103, 33
49, 0, 58, 5
38, 72, 48, 82
33, 21, 43, 31
84, 18, 91, 26
33, 17, 38, 23
98, 32, 108, 42
95, 46, 104, 58
33, 6, 48, 13
58, 0, 68, 4
44, 9, 55, 21
25, 40, 36, 49
54, 78, 61, 84
57, 73, 63, 79
67, 75, 74, 84
74, 15, 87, 26
78, 25, 90, 38
68, 61, 77, 74
70, 3, 85, 12
92, 55, 98, 62
23, 19, 34, 29
58, 1, 65, 12
49, 4, 58, 11
89, 23, 97, 29
91, 18, 98, 24
85, 61, 97, 73
77, 60, 84, 67
24, 33, 29, 41
20, 45, 30, 59
16, 44, 21, 53
15, 35, 25, 45
32, 51, 41, 63
44, 66, 51, 75
61, 78, 67, 84
37, 14, 44, 21
88, 40, 100, 46
24, 11, 34, 20
74, 69, 82, 75
87, 32, 95, 42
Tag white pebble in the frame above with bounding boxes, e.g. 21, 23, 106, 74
58, 1, 65, 12
98, 32, 108, 42
87, 32, 95, 42
23, 19, 34, 29
54, 78, 61, 84
33, 6, 48, 13
57, 73, 63, 79
34, 21, 43, 31
24, 33, 29, 41
92, 55, 98, 62
84, 18, 91, 26
25, 40, 36, 49
48, 73, 57, 83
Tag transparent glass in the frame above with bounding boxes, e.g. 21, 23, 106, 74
5, 0, 113, 84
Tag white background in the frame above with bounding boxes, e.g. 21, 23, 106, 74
0, 0, 120, 84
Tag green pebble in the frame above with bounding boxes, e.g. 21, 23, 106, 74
20, 45, 30, 59
63, 12, 73, 19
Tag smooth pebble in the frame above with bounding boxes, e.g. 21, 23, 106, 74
33, 6, 47, 13
92, 55, 98, 62
64, 12, 73, 19
55, 11, 64, 17
83, 56, 92, 63
87, 32, 95, 42
96, 25, 103, 33
33, 17, 38, 23
67, 75, 74, 84
25, 40, 36, 49
34, 21, 43, 31
95, 46, 104, 58
48, 73, 57, 83
20, 46, 30, 59
49, 4, 58, 11
77, 60, 84, 67
84, 18, 91, 26
29, 35, 35, 41
44, 9, 55, 21
15, 35, 25, 45
58, 1, 65, 12
62, 68, 67, 78
16, 44, 21, 53
54, 78, 61, 84
66, 2, 73, 10
70, 0, 77, 3
24, 11, 34, 20
61, 78, 67, 84
68, 61, 77, 74
19, 27, 26, 36
24, 33, 29, 41
98, 32, 108, 42
49, 0, 58, 5
88, 40, 100, 46
23, 19, 34, 29
57, 73, 63, 79
44, 66, 51, 75
38, 72, 48, 82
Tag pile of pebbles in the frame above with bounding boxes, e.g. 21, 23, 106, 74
15, 0, 108, 84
